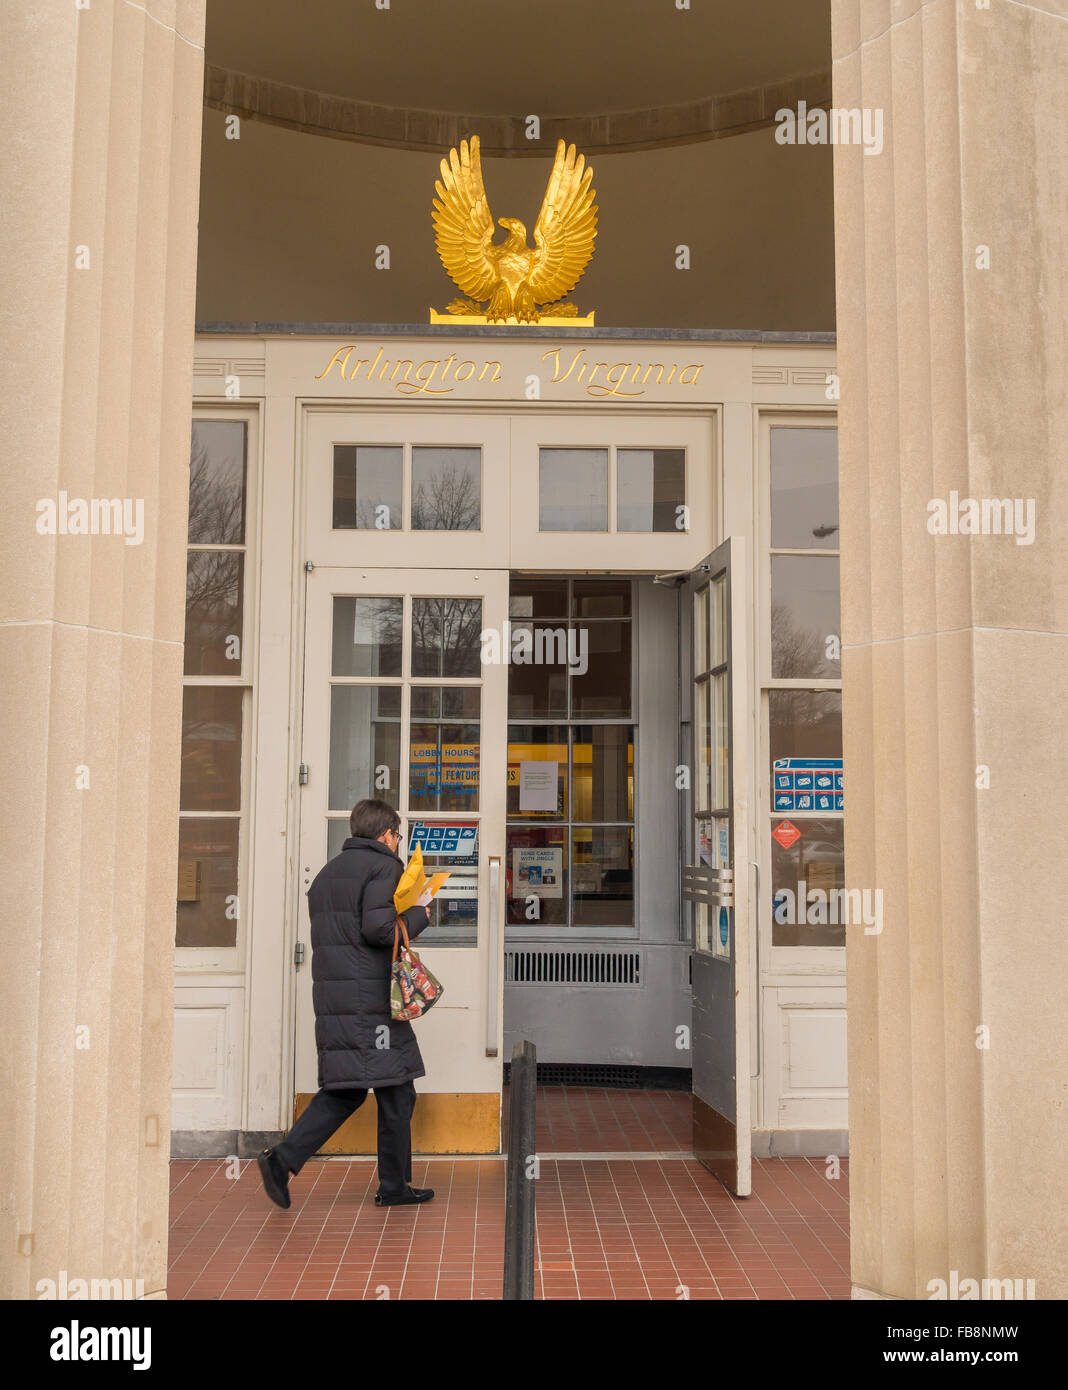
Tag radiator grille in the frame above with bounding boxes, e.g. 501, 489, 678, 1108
505, 948, 641, 986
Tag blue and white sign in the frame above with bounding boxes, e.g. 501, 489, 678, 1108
772, 757, 843, 812
408, 821, 478, 858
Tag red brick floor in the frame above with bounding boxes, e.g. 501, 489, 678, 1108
504, 1084, 691, 1154
168, 1089, 849, 1301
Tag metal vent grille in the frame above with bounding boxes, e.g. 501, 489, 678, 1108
504, 948, 641, 986
504, 1062, 643, 1088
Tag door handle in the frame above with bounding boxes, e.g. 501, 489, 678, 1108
486, 856, 501, 1057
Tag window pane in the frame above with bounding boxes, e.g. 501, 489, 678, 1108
711, 672, 728, 809
332, 597, 403, 676
327, 818, 350, 860
771, 556, 841, 678
572, 579, 632, 618
509, 577, 567, 620
539, 448, 608, 531
571, 619, 631, 716
506, 621, 568, 718
188, 420, 246, 544
176, 817, 239, 947
770, 427, 839, 548
711, 573, 727, 668
507, 725, 568, 817
572, 827, 634, 926
411, 447, 481, 530
769, 689, 842, 766
617, 448, 685, 531
184, 551, 244, 676
329, 686, 401, 810
695, 679, 711, 813
332, 445, 402, 530
572, 726, 633, 822
180, 687, 243, 811
507, 825, 567, 925
409, 722, 480, 811
771, 817, 845, 947
693, 585, 708, 675
411, 597, 483, 677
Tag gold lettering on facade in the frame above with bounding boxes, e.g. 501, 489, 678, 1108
316, 345, 702, 397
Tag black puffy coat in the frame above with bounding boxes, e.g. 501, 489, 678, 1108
308, 836, 430, 1089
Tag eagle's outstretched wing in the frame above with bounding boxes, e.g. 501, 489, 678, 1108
527, 140, 598, 303
432, 135, 498, 301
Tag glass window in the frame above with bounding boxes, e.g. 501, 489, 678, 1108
509, 577, 568, 620
506, 576, 635, 931
408, 717, 480, 812
328, 685, 401, 810
538, 448, 608, 531
571, 620, 631, 716
180, 417, 250, 948
770, 427, 839, 548
507, 726, 568, 817
188, 420, 246, 545
184, 551, 244, 676
176, 818, 239, 948
411, 597, 483, 677
771, 818, 845, 948
572, 578, 631, 618
617, 448, 685, 531
332, 445, 402, 530
572, 726, 633, 822
770, 689, 842, 765
180, 686, 243, 812
771, 556, 841, 678
507, 825, 567, 926
411, 447, 481, 530
331, 596, 403, 677
572, 827, 634, 926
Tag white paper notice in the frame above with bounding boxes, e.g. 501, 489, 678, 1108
519, 760, 558, 812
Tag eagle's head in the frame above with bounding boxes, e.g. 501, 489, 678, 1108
498, 217, 528, 243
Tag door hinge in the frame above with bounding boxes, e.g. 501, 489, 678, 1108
304, 560, 315, 573
299, 763, 310, 785
294, 941, 306, 968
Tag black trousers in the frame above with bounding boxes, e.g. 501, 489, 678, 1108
273, 1081, 417, 1196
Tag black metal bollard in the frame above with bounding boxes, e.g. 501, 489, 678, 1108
503, 1039, 536, 1300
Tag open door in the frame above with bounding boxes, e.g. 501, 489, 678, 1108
681, 538, 752, 1195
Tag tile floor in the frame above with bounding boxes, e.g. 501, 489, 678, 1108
168, 1088, 849, 1301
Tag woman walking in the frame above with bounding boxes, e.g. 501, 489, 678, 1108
258, 799, 435, 1208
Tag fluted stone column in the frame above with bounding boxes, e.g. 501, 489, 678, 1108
0, 1, 205, 1299
831, 0, 1067, 1298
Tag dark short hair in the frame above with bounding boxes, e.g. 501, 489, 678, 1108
349, 798, 401, 841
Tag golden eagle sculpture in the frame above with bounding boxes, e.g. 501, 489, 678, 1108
431, 135, 598, 324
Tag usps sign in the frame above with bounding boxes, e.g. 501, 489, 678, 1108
772, 757, 843, 812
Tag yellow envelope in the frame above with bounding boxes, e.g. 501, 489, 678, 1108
393, 843, 450, 914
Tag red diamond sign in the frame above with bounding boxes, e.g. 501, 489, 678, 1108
772, 820, 801, 850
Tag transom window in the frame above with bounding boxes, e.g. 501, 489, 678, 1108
332, 444, 481, 531
538, 446, 686, 533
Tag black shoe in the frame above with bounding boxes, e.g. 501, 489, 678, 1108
257, 1148, 291, 1209
374, 1185, 434, 1207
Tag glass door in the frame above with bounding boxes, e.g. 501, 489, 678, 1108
294, 567, 508, 1149
682, 538, 753, 1195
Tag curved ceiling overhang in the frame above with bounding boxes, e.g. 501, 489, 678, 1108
204, 66, 832, 156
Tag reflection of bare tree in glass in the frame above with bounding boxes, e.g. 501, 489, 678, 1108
185, 433, 246, 673
411, 598, 483, 675
771, 601, 836, 679
773, 688, 841, 755
411, 462, 479, 530
188, 432, 245, 544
